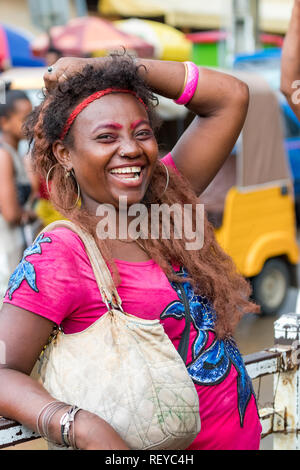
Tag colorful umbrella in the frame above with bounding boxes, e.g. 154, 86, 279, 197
0, 24, 45, 68
0, 26, 9, 70
114, 19, 192, 62
31, 16, 154, 59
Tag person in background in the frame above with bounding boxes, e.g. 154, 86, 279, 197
281, 0, 300, 119
0, 86, 37, 297
45, 45, 62, 67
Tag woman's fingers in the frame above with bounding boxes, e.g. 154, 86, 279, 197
43, 59, 69, 90
43, 69, 61, 91
43, 57, 94, 90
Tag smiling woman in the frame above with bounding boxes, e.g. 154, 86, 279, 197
0, 52, 262, 451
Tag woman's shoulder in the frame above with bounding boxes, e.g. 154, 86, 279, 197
4, 225, 92, 323
29, 226, 89, 266
5, 226, 91, 302
43, 225, 85, 247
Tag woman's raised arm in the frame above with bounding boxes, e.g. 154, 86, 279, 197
136, 60, 249, 195
281, 0, 300, 120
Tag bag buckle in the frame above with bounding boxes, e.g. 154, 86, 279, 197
101, 288, 123, 313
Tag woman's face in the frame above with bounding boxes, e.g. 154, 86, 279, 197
61, 93, 159, 209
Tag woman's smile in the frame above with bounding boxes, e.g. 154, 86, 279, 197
108, 164, 146, 187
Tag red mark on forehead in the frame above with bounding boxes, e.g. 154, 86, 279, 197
92, 121, 123, 133
103, 122, 123, 129
130, 119, 149, 130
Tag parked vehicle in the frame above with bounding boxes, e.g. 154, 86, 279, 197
201, 71, 299, 314
234, 48, 300, 223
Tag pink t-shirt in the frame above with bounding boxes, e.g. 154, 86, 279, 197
3, 155, 262, 450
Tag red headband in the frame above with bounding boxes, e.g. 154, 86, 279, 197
60, 88, 148, 141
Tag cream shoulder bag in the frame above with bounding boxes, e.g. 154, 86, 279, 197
38, 220, 200, 450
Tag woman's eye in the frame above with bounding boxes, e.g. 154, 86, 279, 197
97, 134, 116, 142
136, 129, 153, 139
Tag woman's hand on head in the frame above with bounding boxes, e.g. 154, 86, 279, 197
43, 57, 102, 91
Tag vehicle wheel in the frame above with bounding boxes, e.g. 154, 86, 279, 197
251, 258, 290, 315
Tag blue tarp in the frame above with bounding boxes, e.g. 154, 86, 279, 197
1, 24, 45, 67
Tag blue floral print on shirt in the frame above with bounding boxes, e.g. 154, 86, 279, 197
161, 267, 254, 427
6, 234, 52, 300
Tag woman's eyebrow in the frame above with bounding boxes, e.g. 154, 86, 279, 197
130, 119, 150, 130
92, 122, 123, 133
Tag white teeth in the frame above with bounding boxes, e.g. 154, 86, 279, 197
110, 166, 142, 174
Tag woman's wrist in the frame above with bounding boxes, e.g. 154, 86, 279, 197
44, 404, 69, 444
46, 406, 91, 449
47, 408, 129, 450
135, 58, 190, 102
74, 410, 130, 450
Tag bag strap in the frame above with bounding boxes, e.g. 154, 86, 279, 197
39, 220, 123, 311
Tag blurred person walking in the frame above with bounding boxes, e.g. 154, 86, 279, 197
281, 0, 300, 119
0, 86, 37, 297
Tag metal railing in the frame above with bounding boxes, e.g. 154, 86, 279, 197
1, 312, 300, 450
244, 312, 300, 450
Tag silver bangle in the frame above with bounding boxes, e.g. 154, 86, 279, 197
36, 401, 68, 447
60, 405, 81, 448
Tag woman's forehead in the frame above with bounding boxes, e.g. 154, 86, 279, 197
74, 92, 148, 128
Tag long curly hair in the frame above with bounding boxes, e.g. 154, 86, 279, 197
25, 53, 259, 338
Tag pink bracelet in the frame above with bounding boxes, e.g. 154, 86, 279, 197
174, 62, 199, 105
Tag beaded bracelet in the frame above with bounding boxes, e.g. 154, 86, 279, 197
174, 61, 200, 106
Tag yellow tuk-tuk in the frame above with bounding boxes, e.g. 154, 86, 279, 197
201, 72, 299, 314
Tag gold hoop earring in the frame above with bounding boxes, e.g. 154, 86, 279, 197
46, 164, 81, 210
46, 163, 59, 195
144, 160, 170, 204
65, 169, 81, 209
160, 160, 169, 198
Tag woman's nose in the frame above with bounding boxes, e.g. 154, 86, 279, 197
119, 138, 142, 158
